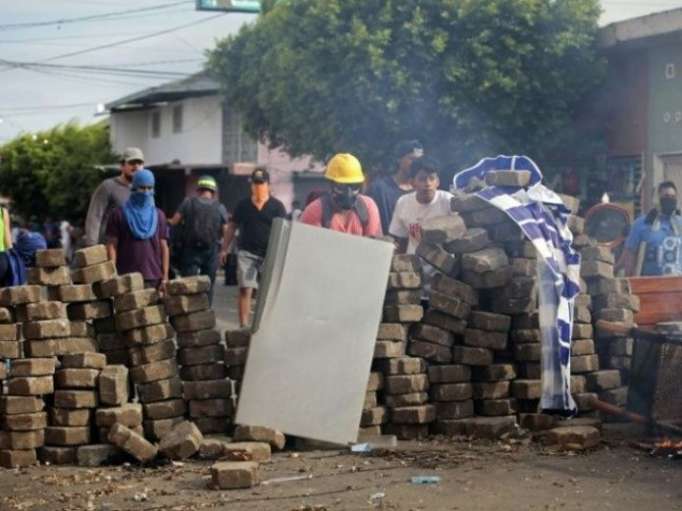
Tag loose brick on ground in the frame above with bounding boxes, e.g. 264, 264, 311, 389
233, 425, 286, 450
430, 383, 473, 402
0, 449, 38, 468
35, 248, 66, 268
166, 276, 211, 295
472, 364, 516, 382
211, 461, 259, 490
143, 417, 184, 441
385, 374, 429, 394
159, 420, 203, 460
39, 446, 76, 465
374, 340, 405, 358
25, 301, 67, 321
107, 423, 158, 463
408, 340, 452, 363
472, 381, 510, 400
77, 444, 120, 466
545, 426, 600, 450
6, 429, 45, 449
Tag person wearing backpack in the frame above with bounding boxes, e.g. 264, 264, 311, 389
300, 153, 382, 237
169, 175, 228, 304
219, 168, 287, 327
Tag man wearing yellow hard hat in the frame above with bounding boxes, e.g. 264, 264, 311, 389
300, 153, 382, 237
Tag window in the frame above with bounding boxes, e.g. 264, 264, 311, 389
222, 105, 258, 163
151, 110, 161, 138
172, 104, 183, 134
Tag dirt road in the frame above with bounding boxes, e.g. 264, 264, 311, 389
1, 426, 680, 511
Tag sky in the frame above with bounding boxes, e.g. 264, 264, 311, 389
1, 0, 682, 142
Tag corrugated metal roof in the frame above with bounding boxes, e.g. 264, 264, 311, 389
106, 72, 220, 112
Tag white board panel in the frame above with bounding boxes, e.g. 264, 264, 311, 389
235, 219, 394, 444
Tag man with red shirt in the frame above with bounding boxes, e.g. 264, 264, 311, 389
300, 153, 382, 237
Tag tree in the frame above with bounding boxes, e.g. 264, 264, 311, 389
0, 121, 116, 223
208, 0, 604, 173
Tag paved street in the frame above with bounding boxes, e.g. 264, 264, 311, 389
212, 277, 240, 332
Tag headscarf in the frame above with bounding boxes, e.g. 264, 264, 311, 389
123, 169, 158, 240
15, 229, 47, 267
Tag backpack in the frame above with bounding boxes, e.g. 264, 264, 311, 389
183, 197, 223, 248
319, 193, 369, 233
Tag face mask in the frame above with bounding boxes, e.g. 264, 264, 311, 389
661, 197, 677, 216
130, 190, 154, 207
332, 186, 359, 210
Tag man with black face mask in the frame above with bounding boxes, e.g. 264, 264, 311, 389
622, 181, 682, 276
300, 153, 382, 237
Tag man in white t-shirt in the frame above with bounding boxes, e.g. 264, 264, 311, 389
389, 156, 454, 254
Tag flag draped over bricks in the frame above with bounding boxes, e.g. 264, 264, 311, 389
453, 155, 580, 414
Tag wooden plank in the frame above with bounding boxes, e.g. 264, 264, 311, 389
630, 276, 682, 295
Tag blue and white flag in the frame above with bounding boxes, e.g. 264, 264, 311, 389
453, 155, 580, 414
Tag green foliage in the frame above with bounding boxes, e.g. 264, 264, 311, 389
208, 0, 605, 173
0, 121, 116, 223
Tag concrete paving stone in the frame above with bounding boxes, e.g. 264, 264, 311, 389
164, 293, 210, 316
130, 358, 178, 384
61, 352, 107, 369
25, 301, 67, 321
55, 368, 100, 389
7, 376, 54, 396
468, 311, 511, 333
77, 444, 120, 466
0, 285, 43, 306
0, 396, 44, 415
518, 413, 556, 431
194, 417, 232, 435
450, 192, 488, 213
411, 323, 455, 347
54, 390, 98, 409
391, 254, 421, 273
609, 337, 634, 356
572, 339, 596, 356
572, 323, 594, 340
429, 291, 471, 319
171, 309, 216, 333
0, 340, 20, 359
408, 340, 452, 364
124, 322, 175, 346
188, 398, 232, 418
58, 284, 97, 303
211, 461, 259, 489
0, 360, 6, 379
572, 392, 598, 411
0, 449, 38, 468
452, 345, 494, 366
27, 266, 71, 286
96, 273, 144, 298
383, 423, 430, 441
178, 328, 222, 348
384, 289, 422, 306
485, 169, 531, 187
475, 398, 518, 416
427, 364, 471, 383
95, 403, 143, 428
513, 343, 541, 362
574, 306, 592, 324
178, 344, 224, 366
581, 246, 615, 265
571, 354, 600, 374
545, 426, 600, 450
512, 313, 539, 330
361, 407, 388, 426
224, 346, 248, 366
10, 358, 56, 377
144, 398, 187, 420
599, 386, 628, 407
472, 381, 510, 400
434, 416, 517, 439
511, 379, 542, 400
98, 365, 129, 405
461, 247, 509, 274
129, 340, 177, 367
23, 319, 70, 340
6, 429, 45, 449
50, 408, 91, 427
571, 375, 587, 394
71, 260, 116, 285
444, 227, 491, 254
504, 240, 538, 259
107, 423, 158, 463
179, 362, 226, 381
233, 425, 286, 450
102, 348, 129, 366
363, 392, 378, 409
390, 404, 436, 424
384, 392, 429, 407
115, 305, 167, 332
114, 288, 160, 313
386, 272, 422, 290
430, 383, 473, 402
430, 273, 478, 305
366, 372, 384, 392
35, 248, 66, 268
593, 293, 640, 313
183, 379, 231, 400
67, 301, 112, 321
415, 242, 459, 277
461, 267, 513, 290
223, 328, 251, 347
54, 337, 98, 356
38, 446, 76, 465
435, 400, 475, 420
222, 442, 271, 463
166, 276, 211, 295
383, 305, 423, 323
471, 364, 516, 382
45, 426, 91, 446
143, 417, 184, 442
376, 357, 427, 375
374, 340, 406, 358
72, 245, 108, 268
510, 257, 536, 276
137, 377, 184, 403
421, 310, 467, 335
0, 323, 20, 341
2, 412, 47, 431
159, 420, 204, 460
465, 206, 509, 227
384, 373, 428, 394
463, 329, 508, 350
421, 214, 467, 245
70, 321, 95, 338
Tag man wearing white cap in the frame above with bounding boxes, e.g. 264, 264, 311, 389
84, 147, 144, 246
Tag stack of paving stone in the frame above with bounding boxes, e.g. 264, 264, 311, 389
166, 276, 230, 435
223, 328, 250, 422
30, 248, 72, 302
113, 279, 183, 442
1, 357, 54, 467
359, 370, 387, 438
380, 358, 432, 440
43, 354, 101, 458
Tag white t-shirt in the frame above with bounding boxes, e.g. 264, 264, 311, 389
389, 190, 454, 254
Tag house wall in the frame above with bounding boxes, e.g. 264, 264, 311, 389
110, 95, 223, 166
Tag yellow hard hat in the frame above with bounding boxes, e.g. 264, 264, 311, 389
325, 153, 365, 184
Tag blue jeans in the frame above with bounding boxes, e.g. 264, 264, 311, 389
180, 245, 219, 304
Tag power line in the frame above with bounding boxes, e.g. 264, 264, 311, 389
0, 102, 100, 112
0, 58, 197, 78
0, 0, 193, 31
